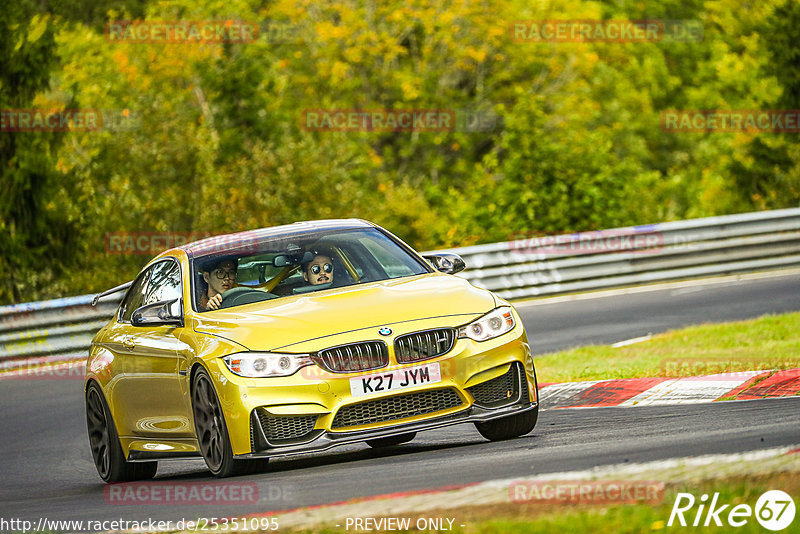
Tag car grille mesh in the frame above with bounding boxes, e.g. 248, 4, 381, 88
331, 388, 463, 429
394, 328, 457, 363
467, 362, 526, 408
255, 410, 318, 441
315, 341, 389, 373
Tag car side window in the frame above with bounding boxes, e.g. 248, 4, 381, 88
118, 268, 152, 323
118, 260, 182, 323
144, 260, 181, 305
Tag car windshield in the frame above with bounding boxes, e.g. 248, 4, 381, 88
190, 227, 430, 312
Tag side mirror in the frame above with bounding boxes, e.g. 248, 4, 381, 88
131, 298, 183, 327
423, 253, 466, 275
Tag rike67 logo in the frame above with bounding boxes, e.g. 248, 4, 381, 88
668, 490, 796, 531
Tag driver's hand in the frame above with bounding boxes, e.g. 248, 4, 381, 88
207, 293, 224, 310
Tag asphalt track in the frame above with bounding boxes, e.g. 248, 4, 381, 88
1, 273, 798, 525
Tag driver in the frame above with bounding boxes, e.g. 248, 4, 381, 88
200, 258, 237, 310
302, 254, 334, 286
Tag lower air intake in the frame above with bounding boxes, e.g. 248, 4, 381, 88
255, 409, 318, 442
332, 388, 464, 429
467, 362, 527, 408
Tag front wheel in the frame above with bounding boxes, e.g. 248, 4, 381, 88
474, 405, 538, 441
86, 382, 157, 482
191, 368, 269, 477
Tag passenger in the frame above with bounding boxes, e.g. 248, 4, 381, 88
302, 254, 334, 286
199, 258, 237, 310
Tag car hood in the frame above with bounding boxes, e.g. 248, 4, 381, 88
191, 273, 496, 352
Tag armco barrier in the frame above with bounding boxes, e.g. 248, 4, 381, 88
430, 207, 800, 299
0, 294, 120, 370
1, 208, 799, 368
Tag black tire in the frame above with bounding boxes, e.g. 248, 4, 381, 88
474, 405, 538, 441
365, 432, 416, 448
85, 382, 157, 483
191, 368, 269, 477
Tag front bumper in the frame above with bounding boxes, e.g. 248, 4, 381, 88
241, 355, 537, 458
239, 396, 538, 459
209, 317, 538, 456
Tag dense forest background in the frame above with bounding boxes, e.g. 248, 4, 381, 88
1, 0, 799, 304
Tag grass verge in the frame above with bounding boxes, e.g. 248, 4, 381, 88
296, 472, 800, 534
533, 311, 800, 383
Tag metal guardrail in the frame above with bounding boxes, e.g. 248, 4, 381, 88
2, 208, 800, 368
433, 207, 800, 300
0, 294, 120, 370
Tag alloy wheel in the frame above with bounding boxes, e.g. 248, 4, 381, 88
192, 372, 225, 471
86, 387, 112, 479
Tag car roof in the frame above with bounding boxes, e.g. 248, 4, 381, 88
181, 219, 376, 258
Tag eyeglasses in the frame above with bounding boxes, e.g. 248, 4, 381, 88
213, 269, 236, 280
310, 263, 333, 275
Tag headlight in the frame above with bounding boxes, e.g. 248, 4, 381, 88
222, 352, 314, 378
458, 306, 516, 342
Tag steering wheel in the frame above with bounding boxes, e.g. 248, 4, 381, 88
218, 287, 277, 309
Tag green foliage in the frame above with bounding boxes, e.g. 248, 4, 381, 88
0, 2, 75, 303
728, 0, 800, 210
762, 0, 800, 109
1, 0, 799, 303
42, 0, 148, 31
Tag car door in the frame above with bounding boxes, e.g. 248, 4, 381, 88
101, 266, 149, 435
113, 258, 194, 440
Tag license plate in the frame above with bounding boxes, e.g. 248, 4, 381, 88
350, 363, 441, 397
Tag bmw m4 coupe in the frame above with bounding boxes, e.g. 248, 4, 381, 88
85, 220, 539, 481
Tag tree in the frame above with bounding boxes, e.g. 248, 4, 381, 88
729, 0, 800, 210
0, 3, 72, 303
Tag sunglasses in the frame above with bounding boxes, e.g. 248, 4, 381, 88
213, 269, 236, 280
310, 263, 333, 275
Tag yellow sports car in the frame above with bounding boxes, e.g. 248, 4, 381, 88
85, 220, 539, 481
